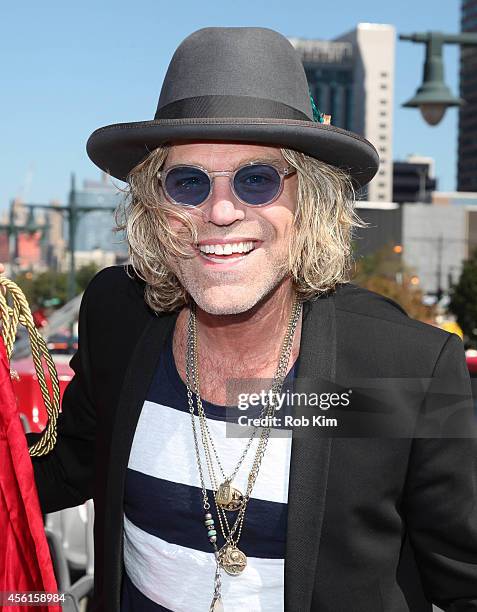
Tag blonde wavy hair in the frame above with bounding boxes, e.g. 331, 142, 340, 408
115, 144, 367, 313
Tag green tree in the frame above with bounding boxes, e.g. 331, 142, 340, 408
448, 247, 477, 347
14, 263, 100, 309
14, 270, 67, 307
352, 244, 436, 322
32, 270, 68, 305
75, 263, 99, 292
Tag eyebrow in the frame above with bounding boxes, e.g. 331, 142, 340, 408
235, 156, 286, 168
163, 156, 286, 172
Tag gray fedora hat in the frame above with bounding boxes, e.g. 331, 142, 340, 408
87, 27, 379, 188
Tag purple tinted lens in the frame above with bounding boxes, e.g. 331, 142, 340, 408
234, 164, 281, 205
164, 166, 210, 206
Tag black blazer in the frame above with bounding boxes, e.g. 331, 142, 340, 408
26, 266, 477, 612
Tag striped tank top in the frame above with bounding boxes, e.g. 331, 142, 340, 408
120, 328, 296, 611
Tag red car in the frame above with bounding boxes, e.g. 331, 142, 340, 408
13, 354, 73, 433
11, 293, 81, 434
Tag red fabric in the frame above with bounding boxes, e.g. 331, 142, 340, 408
0, 338, 60, 612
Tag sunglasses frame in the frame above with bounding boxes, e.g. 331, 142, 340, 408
157, 162, 296, 208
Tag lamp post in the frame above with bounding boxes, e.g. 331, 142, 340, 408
400, 31, 477, 126
68, 174, 77, 304
17, 175, 116, 302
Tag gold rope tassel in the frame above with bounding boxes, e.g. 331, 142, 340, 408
0, 276, 60, 457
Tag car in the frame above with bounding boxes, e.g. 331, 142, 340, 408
11, 293, 81, 433
12, 353, 73, 434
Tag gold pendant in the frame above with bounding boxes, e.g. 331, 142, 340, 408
216, 482, 244, 511
219, 544, 247, 576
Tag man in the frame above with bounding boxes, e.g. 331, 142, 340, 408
25, 27, 477, 612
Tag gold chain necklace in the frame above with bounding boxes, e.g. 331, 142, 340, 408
185, 294, 302, 611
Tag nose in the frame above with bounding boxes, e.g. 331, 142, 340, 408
202, 176, 245, 225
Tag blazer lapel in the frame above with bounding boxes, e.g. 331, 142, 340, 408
285, 293, 336, 612
103, 310, 179, 612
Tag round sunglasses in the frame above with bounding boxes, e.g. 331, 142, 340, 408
157, 162, 296, 207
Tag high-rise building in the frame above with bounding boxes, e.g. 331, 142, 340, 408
290, 23, 395, 202
393, 155, 437, 204
289, 38, 355, 130
458, 0, 477, 191
74, 173, 127, 256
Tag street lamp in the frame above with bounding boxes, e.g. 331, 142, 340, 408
25, 207, 41, 235
21, 175, 117, 302
2, 174, 119, 304
400, 31, 477, 126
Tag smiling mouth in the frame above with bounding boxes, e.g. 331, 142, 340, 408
195, 240, 259, 263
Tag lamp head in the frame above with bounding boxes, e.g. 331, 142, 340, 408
403, 83, 462, 126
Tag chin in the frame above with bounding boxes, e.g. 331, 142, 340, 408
192, 287, 263, 315
175, 259, 290, 316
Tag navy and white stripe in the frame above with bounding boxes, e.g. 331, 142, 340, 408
121, 329, 296, 612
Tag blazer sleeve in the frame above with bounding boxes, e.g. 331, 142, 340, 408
25, 277, 96, 514
403, 332, 477, 610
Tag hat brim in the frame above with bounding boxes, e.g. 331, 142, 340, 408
86, 117, 379, 189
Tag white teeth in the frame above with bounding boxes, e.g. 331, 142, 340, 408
198, 241, 256, 255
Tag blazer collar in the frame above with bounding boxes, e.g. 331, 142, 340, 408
284, 292, 336, 611
105, 291, 336, 612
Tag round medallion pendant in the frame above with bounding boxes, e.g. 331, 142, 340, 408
216, 482, 244, 511
219, 544, 247, 576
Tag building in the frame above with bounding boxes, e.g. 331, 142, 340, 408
352, 192, 477, 297
432, 190, 477, 207
354, 202, 402, 257
0, 199, 45, 273
289, 38, 354, 130
458, 0, 477, 191
0, 233, 8, 265
393, 155, 437, 204
60, 248, 117, 273
74, 173, 127, 256
290, 23, 395, 202
431, 191, 477, 274
402, 202, 472, 296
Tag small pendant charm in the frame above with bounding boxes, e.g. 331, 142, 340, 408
217, 482, 244, 511
210, 595, 224, 612
204, 512, 217, 544
219, 544, 247, 576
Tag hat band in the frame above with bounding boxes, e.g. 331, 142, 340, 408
154, 95, 311, 121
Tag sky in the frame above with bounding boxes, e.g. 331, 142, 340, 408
1, 0, 462, 212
